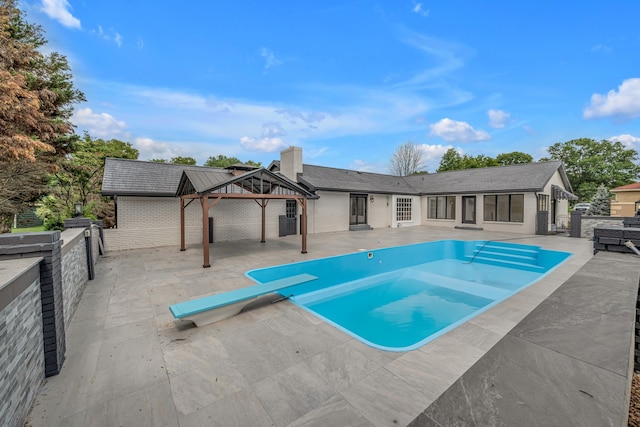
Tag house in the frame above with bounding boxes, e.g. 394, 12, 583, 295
101, 146, 577, 252
610, 182, 640, 216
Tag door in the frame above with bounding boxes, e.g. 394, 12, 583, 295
462, 196, 476, 224
536, 194, 549, 235
350, 194, 367, 225
279, 200, 297, 236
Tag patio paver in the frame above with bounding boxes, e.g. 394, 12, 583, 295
25, 226, 594, 427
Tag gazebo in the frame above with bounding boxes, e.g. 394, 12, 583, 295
175, 166, 317, 268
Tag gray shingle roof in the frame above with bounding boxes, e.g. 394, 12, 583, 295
404, 161, 570, 195
298, 164, 418, 194
102, 158, 228, 197
103, 158, 573, 198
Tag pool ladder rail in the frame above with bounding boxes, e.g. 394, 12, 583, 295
464, 241, 545, 272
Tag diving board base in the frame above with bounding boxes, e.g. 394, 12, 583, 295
169, 273, 318, 327
180, 298, 257, 327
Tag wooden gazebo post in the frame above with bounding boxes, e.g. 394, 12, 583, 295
298, 196, 308, 254
202, 194, 210, 268
180, 197, 186, 251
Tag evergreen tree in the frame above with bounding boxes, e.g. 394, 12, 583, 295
585, 185, 611, 216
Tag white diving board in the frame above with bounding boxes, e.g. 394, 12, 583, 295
169, 273, 318, 327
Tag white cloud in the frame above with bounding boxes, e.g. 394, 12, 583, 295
72, 108, 128, 138
487, 109, 510, 128
591, 44, 612, 53
429, 118, 490, 142
240, 122, 288, 152
137, 37, 144, 50
523, 125, 537, 136
584, 78, 640, 119
260, 47, 282, 71
133, 137, 175, 160
418, 143, 456, 172
350, 159, 382, 172
93, 25, 123, 47
41, 0, 81, 29
240, 136, 286, 152
412, 2, 429, 17
609, 134, 640, 148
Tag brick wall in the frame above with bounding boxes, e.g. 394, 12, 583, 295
0, 259, 44, 427
106, 196, 289, 251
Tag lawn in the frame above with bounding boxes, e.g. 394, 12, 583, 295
11, 226, 46, 233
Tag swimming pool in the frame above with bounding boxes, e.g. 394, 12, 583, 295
245, 240, 571, 351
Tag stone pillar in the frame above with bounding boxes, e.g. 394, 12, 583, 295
569, 211, 583, 238
0, 232, 65, 377
64, 217, 95, 280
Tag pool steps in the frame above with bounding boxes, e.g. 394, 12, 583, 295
169, 273, 318, 327
404, 270, 511, 300
465, 242, 545, 272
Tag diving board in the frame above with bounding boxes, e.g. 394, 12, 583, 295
169, 273, 318, 327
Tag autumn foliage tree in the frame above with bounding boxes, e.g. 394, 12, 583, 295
0, 0, 85, 231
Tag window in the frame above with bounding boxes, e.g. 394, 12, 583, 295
537, 194, 549, 212
427, 196, 455, 219
484, 194, 524, 222
285, 200, 297, 218
396, 197, 412, 221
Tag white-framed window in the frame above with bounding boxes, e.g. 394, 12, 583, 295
396, 197, 412, 221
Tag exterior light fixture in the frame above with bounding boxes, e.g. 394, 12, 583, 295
74, 202, 83, 217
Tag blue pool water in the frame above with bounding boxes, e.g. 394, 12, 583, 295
245, 240, 571, 351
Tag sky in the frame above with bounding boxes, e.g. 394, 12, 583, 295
23, 0, 640, 173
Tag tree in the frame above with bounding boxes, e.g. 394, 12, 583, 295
204, 154, 261, 168
585, 185, 611, 216
0, 161, 49, 232
0, 1, 84, 231
496, 151, 533, 165
542, 138, 640, 201
389, 142, 425, 176
436, 150, 502, 172
149, 158, 167, 163
39, 134, 138, 229
437, 148, 464, 172
0, 0, 84, 162
170, 156, 196, 165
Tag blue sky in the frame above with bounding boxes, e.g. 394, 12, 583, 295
25, 0, 640, 173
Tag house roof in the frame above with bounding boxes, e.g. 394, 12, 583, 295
104, 157, 574, 199
296, 164, 418, 195
404, 161, 572, 195
611, 182, 640, 192
102, 158, 229, 197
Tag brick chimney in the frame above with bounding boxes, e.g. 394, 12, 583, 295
280, 146, 302, 181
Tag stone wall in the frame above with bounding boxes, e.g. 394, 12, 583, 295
0, 258, 45, 427
60, 228, 88, 328
580, 216, 625, 239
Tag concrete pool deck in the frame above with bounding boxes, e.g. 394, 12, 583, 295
25, 226, 595, 427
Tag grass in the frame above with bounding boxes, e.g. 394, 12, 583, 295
11, 225, 45, 233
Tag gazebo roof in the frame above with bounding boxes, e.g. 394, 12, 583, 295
176, 167, 317, 198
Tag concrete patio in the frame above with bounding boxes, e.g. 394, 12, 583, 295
24, 226, 594, 427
